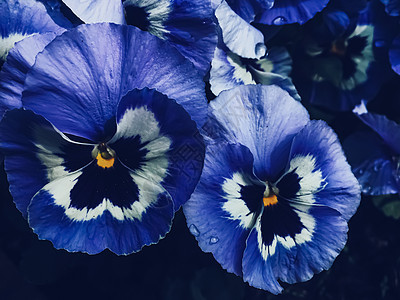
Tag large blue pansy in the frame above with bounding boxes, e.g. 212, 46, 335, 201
0, 23, 206, 254
60, 0, 217, 75
184, 85, 360, 293
0, 88, 205, 255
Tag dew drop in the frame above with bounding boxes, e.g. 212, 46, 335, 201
189, 224, 200, 237
272, 16, 287, 26
357, 169, 364, 175
374, 164, 380, 172
255, 43, 267, 58
363, 184, 372, 193
209, 236, 219, 245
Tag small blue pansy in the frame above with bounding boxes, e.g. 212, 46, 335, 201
292, 3, 389, 111
0, 23, 206, 255
346, 101, 400, 195
59, 0, 217, 75
183, 85, 360, 293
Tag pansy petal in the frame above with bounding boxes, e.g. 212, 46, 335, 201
0, 109, 93, 217
22, 23, 207, 142
183, 142, 264, 276
0, 32, 62, 119
28, 159, 174, 255
281, 120, 360, 221
225, 0, 257, 23
353, 102, 400, 155
216, 1, 266, 59
109, 88, 205, 211
0, 0, 62, 63
242, 203, 348, 292
389, 34, 400, 75
344, 131, 399, 195
62, 0, 125, 24
255, 0, 330, 25
207, 85, 309, 182
380, 0, 400, 16
160, 0, 217, 75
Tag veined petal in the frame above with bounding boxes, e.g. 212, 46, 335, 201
216, 1, 266, 59
110, 88, 205, 211
353, 102, 400, 155
28, 158, 174, 255
242, 203, 348, 291
281, 120, 360, 221
0, 0, 62, 63
183, 143, 264, 276
0, 32, 62, 119
22, 23, 207, 142
0, 109, 93, 217
207, 85, 309, 182
62, 0, 125, 24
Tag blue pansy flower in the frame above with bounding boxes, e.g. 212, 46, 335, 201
59, 0, 217, 75
184, 85, 360, 293
292, 3, 389, 111
0, 23, 206, 255
346, 101, 400, 195
210, 1, 299, 100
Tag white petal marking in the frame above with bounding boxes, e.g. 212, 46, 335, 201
124, 0, 171, 39
221, 172, 258, 229
0, 33, 34, 61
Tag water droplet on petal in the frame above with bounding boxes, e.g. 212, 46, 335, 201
374, 164, 380, 172
209, 236, 219, 244
357, 169, 363, 175
363, 184, 372, 193
255, 43, 267, 58
189, 224, 200, 237
272, 16, 287, 26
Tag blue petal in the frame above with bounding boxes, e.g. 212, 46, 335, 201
110, 88, 205, 211
390, 34, 400, 75
255, 0, 330, 25
210, 46, 299, 99
216, 1, 266, 59
22, 23, 207, 142
284, 120, 361, 221
225, 0, 257, 22
0, 0, 62, 63
206, 85, 309, 182
344, 131, 399, 196
0, 109, 93, 217
0, 32, 62, 119
242, 203, 348, 292
354, 103, 400, 155
61, 0, 125, 24
380, 0, 400, 16
183, 142, 264, 276
162, 0, 217, 75
28, 162, 174, 255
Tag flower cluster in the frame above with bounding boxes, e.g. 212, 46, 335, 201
5, 0, 398, 295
